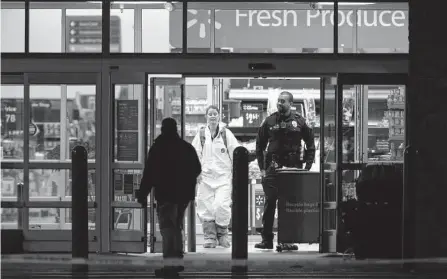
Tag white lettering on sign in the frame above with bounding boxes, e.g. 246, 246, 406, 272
31, 102, 51, 108
245, 112, 260, 124
236, 9, 407, 28
4, 107, 17, 112
242, 104, 261, 111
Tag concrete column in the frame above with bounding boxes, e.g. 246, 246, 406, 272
407, 0, 447, 260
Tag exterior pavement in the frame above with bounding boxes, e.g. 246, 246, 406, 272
2, 251, 447, 278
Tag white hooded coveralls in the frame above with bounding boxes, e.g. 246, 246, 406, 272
191, 123, 240, 227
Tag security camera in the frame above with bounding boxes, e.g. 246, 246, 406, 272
309, 2, 321, 10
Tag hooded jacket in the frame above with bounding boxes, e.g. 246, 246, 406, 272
139, 133, 202, 203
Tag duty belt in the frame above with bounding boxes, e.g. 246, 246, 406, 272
271, 152, 300, 168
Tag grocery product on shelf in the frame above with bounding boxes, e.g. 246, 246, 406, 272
386, 86, 405, 161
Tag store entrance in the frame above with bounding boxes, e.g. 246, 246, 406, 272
109, 73, 407, 256
0, 71, 407, 257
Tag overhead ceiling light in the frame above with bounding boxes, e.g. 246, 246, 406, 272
318, 2, 375, 5
164, 1, 174, 12
88, 1, 168, 4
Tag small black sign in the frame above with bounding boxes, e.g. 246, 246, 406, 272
117, 100, 139, 131
242, 103, 263, 127
114, 173, 123, 192
117, 131, 138, 161
123, 174, 134, 195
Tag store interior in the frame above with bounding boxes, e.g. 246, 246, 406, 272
1, 76, 405, 253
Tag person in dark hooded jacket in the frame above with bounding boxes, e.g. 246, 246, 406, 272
137, 117, 201, 278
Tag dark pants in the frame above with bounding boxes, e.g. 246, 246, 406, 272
261, 166, 278, 241
261, 162, 303, 241
156, 201, 189, 263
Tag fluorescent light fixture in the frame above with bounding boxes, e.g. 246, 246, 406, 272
318, 2, 375, 5
89, 1, 168, 4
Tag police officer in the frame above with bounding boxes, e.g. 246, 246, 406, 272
254, 91, 316, 249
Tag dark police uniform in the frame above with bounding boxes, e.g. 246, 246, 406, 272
255, 111, 316, 245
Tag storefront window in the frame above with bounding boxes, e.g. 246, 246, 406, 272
29, 1, 102, 53
181, 2, 334, 53
28, 208, 96, 230
29, 85, 96, 161
1, 85, 25, 160
110, 5, 134, 53
338, 2, 408, 53
142, 2, 183, 53
1, 2, 25, 53
341, 84, 405, 163
1, 169, 24, 200
28, 169, 96, 199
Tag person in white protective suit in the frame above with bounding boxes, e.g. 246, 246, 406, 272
191, 105, 240, 248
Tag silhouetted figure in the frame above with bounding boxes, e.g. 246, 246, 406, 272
137, 118, 201, 278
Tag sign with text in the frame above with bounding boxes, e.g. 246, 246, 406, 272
117, 131, 138, 161
242, 103, 263, 127
254, 189, 278, 229
117, 100, 139, 131
1, 100, 23, 136
170, 8, 408, 49
66, 16, 121, 52
276, 170, 320, 243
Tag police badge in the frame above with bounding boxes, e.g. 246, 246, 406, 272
292, 120, 297, 128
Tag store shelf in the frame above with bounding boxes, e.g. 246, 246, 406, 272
228, 126, 258, 137
389, 135, 405, 141
388, 103, 405, 110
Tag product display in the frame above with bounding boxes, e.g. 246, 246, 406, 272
386, 86, 405, 161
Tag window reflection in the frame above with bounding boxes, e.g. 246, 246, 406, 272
28, 169, 96, 199
29, 85, 96, 161
1, 169, 23, 199
1, 85, 24, 160
28, 208, 96, 230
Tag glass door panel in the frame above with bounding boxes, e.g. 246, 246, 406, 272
320, 77, 337, 253
11, 73, 100, 252
148, 76, 186, 253
110, 72, 148, 253
336, 73, 407, 254
1, 76, 25, 231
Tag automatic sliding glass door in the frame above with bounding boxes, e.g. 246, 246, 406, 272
1, 73, 100, 252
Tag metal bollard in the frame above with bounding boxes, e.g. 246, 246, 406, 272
231, 146, 249, 274
71, 146, 89, 273
187, 202, 196, 252
17, 183, 24, 229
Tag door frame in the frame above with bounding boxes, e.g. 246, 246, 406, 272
108, 71, 149, 253
335, 73, 408, 255
1, 72, 101, 252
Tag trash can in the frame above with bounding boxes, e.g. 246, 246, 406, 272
276, 169, 320, 245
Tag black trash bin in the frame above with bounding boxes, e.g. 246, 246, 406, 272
353, 163, 403, 259
276, 169, 320, 251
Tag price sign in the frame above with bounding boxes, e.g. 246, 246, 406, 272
242, 103, 263, 127
1, 100, 20, 135
254, 191, 278, 228
43, 123, 61, 138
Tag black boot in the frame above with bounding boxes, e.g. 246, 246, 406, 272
254, 233, 274, 249
154, 266, 184, 278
